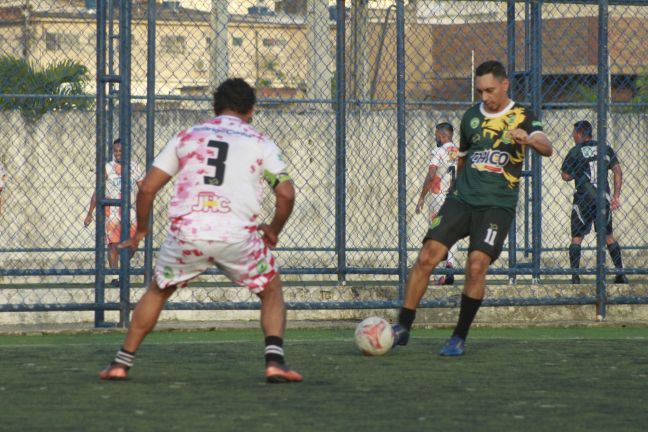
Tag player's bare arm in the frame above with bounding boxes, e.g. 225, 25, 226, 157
416, 165, 438, 214
561, 171, 573, 181
456, 156, 465, 175
509, 128, 553, 156
610, 163, 623, 210
259, 175, 295, 248
84, 192, 97, 226
119, 167, 172, 251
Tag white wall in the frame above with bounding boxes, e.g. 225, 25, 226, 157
0, 108, 646, 279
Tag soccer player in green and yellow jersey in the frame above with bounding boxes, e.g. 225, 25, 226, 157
392, 60, 553, 356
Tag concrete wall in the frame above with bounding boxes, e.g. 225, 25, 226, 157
1, 108, 645, 271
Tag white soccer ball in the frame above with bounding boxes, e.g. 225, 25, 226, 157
354, 317, 394, 356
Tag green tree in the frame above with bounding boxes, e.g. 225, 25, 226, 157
631, 67, 648, 108
575, 68, 648, 112
0, 56, 92, 123
255, 58, 287, 89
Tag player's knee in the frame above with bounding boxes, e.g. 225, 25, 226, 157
416, 244, 444, 272
416, 255, 435, 273
467, 256, 489, 278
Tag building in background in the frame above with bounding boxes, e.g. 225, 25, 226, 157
0, 0, 646, 107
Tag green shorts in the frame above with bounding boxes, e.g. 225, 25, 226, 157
423, 197, 514, 262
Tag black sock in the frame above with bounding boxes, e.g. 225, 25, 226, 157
265, 336, 285, 365
569, 243, 581, 272
452, 294, 483, 340
398, 307, 416, 331
607, 242, 624, 269
112, 347, 136, 369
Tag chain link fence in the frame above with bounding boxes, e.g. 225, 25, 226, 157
0, 0, 646, 322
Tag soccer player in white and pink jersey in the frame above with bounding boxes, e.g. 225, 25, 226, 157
415, 122, 459, 285
99, 78, 302, 383
84, 139, 146, 287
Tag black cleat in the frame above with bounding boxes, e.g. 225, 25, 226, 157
613, 274, 628, 284
391, 324, 410, 347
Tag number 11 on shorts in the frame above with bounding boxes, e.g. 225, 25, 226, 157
484, 224, 498, 246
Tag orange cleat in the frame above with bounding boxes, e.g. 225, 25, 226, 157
265, 362, 303, 384
99, 363, 129, 380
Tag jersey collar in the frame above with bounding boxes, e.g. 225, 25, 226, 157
479, 100, 515, 118
216, 115, 244, 123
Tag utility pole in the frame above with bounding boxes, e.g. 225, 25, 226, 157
22, 0, 32, 61
210, 0, 229, 91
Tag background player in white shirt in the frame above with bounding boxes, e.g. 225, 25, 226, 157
415, 122, 459, 285
99, 78, 302, 383
84, 139, 145, 286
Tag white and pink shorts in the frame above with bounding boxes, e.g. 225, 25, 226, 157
425, 192, 448, 220
154, 231, 277, 293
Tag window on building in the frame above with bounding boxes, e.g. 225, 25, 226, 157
45, 32, 79, 51
262, 38, 287, 47
232, 37, 243, 47
161, 35, 186, 54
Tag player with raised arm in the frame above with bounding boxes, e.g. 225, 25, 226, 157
415, 122, 459, 285
561, 120, 628, 292
392, 60, 553, 356
98, 78, 302, 383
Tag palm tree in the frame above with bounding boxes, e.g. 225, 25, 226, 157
0, 56, 92, 123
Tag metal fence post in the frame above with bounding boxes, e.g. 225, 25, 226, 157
596, 0, 610, 319
94, 0, 108, 327
523, 0, 532, 258
530, 0, 542, 283
396, 0, 407, 298
118, 0, 132, 327
335, 0, 347, 285
507, 0, 517, 283
144, 0, 156, 287
107, 0, 116, 150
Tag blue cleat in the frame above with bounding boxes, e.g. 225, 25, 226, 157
392, 324, 410, 347
439, 335, 465, 356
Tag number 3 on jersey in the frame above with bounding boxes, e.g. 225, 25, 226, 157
204, 140, 229, 186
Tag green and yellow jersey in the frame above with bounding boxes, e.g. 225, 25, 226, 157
451, 101, 544, 212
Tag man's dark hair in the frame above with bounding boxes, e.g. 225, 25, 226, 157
574, 120, 593, 137
475, 60, 508, 79
213, 78, 256, 115
435, 122, 454, 135
113, 138, 120, 145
